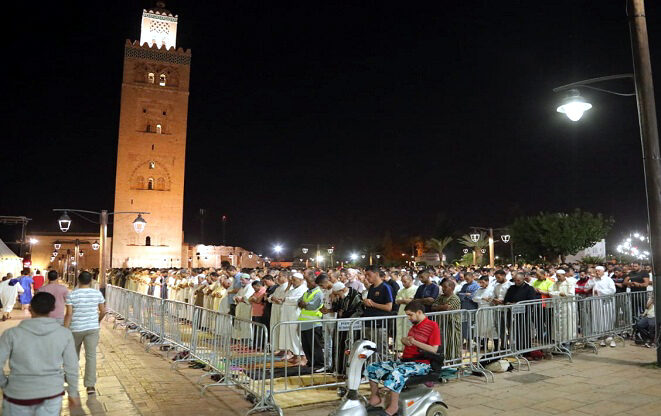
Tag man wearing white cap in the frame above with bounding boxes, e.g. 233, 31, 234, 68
548, 269, 577, 344
585, 266, 617, 347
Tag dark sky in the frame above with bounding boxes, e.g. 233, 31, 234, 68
2, 1, 659, 257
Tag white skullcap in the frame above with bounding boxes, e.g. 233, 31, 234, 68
292, 272, 304, 280
332, 282, 346, 292
595, 266, 605, 271
556, 269, 566, 275
348, 268, 358, 277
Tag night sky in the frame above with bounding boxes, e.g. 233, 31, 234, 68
2, 1, 660, 258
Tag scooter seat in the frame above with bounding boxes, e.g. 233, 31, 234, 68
404, 371, 442, 388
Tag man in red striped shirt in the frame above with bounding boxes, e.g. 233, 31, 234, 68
365, 300, 441, 416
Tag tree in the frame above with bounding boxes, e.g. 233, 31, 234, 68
425, 236, 453, 265
511, 210, 614, 262
458, 232, 489, 265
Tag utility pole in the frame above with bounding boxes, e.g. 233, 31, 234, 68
221, 215, 227, 245
628, 0, 661, 364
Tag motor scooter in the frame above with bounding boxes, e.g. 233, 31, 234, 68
330, 340, 449, 416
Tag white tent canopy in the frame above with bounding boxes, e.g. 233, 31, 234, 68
0, 238, 22, 278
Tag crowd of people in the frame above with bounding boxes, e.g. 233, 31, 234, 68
0, 269, 106, 415
108, 260, 656, 372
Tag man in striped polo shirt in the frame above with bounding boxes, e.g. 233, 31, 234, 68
64, 271, 106, 395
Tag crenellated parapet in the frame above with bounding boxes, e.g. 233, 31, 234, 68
124, 39, 191, 65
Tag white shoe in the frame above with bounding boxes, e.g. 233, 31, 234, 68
314, 367, 328, 373
599, 340, 606, 347
605, 336, 613, 343
610, 340, 616, 348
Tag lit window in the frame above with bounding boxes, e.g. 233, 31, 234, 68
148, 178, 154, 190
159, 74, 166, 86
156, 124, 162, 134
149, 161, 155, 169
148, 73, 155, 84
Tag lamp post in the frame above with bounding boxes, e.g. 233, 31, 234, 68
54, 209, 149, 287
469, 227, 510, 268
552, 0, 661, 363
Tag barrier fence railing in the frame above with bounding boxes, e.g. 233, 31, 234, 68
104, 286, 651, 416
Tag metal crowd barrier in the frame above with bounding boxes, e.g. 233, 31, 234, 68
104, 286, 652, 416
104, 286, 271, 415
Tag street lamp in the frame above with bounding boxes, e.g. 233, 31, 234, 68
79, 250, 84, 257
469, 233, 480, 243
302, 248, 308, 254
556, 89, 592, 121
551, 0, 661, 363
29, 238, 38, 245
132, 214, 147, 234
463, 248, 469, 254
58, 212, 72, 232
500, 235, 510, 243
91, 241, 100, 251
54, 209, 149, 287
327, 248, 334, 254
273, 244, 283, 254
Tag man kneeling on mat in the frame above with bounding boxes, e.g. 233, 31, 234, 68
365, 300, 441, 416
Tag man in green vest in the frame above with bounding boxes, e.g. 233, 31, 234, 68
298, 273, 325, 370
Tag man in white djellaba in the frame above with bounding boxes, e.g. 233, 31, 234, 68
232, 274, 255, 341
585, 266, 617, 347
548, 269, 577, 345
279, 272, 307, 364
0, 275, 24, 321
269, 272, 290, 356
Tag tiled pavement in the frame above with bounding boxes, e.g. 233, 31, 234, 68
1, 309, 660, 416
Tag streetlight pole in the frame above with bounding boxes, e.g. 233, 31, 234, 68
54, 209, 148, 288
628, 0, 661, 364
552, 0, 661, 364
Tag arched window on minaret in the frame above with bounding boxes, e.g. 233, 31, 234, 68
156, 124, 162, 134
149, 161, 155, 169
148, 73, 155, 84
146, 236, 151, 246
159, 74, 167, 86
148, 178, 154, 190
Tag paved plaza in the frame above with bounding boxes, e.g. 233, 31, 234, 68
1, 310, 660, 416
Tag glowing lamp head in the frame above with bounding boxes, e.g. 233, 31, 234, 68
463, 248, 469, 254
54, 242, 61, 250
501, 234, 511, 243
91, 241, 100, 251
58, 212, 72, 232
350, 253, 358, 261
302, 248, 308, 254
470, 233, 480, 243
273, 244, 283, 254
557, 89, 592, 121
79, 250, 84, 257
316, 255, 324, 262
132, 214, 147, 234
29, 238, 38, 245
327, 248, 334, 254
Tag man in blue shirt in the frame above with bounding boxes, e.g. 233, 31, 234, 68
457, 272, 479, 342
413, 270, 439, 312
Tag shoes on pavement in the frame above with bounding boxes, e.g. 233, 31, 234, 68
86, 387, 96, 395
599, 340, 606, 347
610, 340, 617, 348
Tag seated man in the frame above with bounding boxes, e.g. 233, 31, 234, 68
633, 294, 656, 348
365, 300, 441, 416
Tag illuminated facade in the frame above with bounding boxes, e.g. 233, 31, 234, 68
112, 3, 191, 268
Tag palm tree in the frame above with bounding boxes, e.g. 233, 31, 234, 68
458, 232, 489, 265
425, 236, 453, 265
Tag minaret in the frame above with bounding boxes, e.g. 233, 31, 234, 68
111, 2, 191, 268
